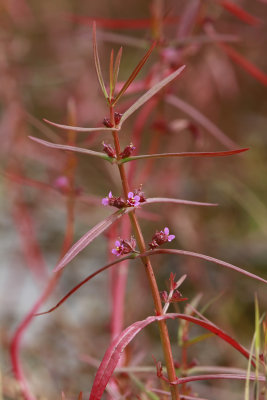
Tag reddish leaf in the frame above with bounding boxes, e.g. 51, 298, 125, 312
218, 0, 262, 26
112, 41, 157, 106
36, 254, 135, 315
70, 15, 180, 30
54, 209, 129, 272
120, 148, 249, 163
89, 313, 254, 400
144, 249, 267, 285
219, 43, 267, 87
42, 246, 266, 315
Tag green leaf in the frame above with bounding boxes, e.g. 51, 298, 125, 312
29, 137, 114, 163
92, 22, 109, 100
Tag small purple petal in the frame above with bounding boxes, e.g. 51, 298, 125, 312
164, 227, 169, 235
108, 191, 113, 198
115, 240, 121, 247
168, 235, 175, 242
128, 192, 133, 198
102, 198, 109, 206
133, 195, 140, 202
111, 249, 118, 255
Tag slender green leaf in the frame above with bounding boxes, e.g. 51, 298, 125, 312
29, 137, 114, 162
112, 41, 157, 106
118, 65, 185, 125
109, 49, 114, 99
43, 118, 118, 132
92, 22, 109, 100
145, 197, 217, 207
113, 47, 123, 95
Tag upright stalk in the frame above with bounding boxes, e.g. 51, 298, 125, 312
110, 106, 180, 400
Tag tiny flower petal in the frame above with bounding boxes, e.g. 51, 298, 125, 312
164, 227, 169, 235
115, 240, 121, 247
111, 249, 119, 255
102, 198, 109, 206
168, 234, 175, 242
133, 195, 140, 202
128, 192, 133, 198
108, 191, 113, 198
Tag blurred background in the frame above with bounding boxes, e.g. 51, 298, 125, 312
0, 0, 266, 399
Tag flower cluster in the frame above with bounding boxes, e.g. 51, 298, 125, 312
102, 142, 136, 160
148, 227, 175, 250
119, 143, 136, 159
112, 237, 136, 257
102, 142, 116, 158
101, 191, 126, 208
102, 112, 123, 128
102, 190, 143, 208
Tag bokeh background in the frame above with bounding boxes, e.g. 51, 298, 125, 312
1, 0, 267, 399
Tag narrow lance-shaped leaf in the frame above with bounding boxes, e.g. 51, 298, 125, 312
119, 148, 249, 164
54, 208, 129, 272
178, 373, 265, 385
42, 245, 267, 315
145, 197, 217, 207
109, 49, 114, 99
92, 22, 109, 100
143, 248, 267, 285
118, 65, 185, 126
36, 253, 136, 315
218, 43, 267, 87
89, 313, 255, 400
218, 0, 262, 26
29, 137, 114, 163
43, 118, 118, 133
112, 41, 157, 106
113, 47, 123, 94
166, 94, 237, 148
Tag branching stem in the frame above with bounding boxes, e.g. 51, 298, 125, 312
110, 105, 180, 400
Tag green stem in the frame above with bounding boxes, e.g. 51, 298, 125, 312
110, 107, 180, 400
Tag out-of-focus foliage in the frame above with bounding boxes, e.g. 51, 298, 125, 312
0, 0, 266, 399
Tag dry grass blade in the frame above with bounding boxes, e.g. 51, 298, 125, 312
112, 41, 157, 105
118, 65, 185, 126
92, 22, 109, 100
29, 136, 113, 162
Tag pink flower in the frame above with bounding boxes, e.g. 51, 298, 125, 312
102, 191, 113, 206
111, 237, 136, 257
126, 192, 140, 207
149, 227, 175, 249
164, 227, 175, 242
